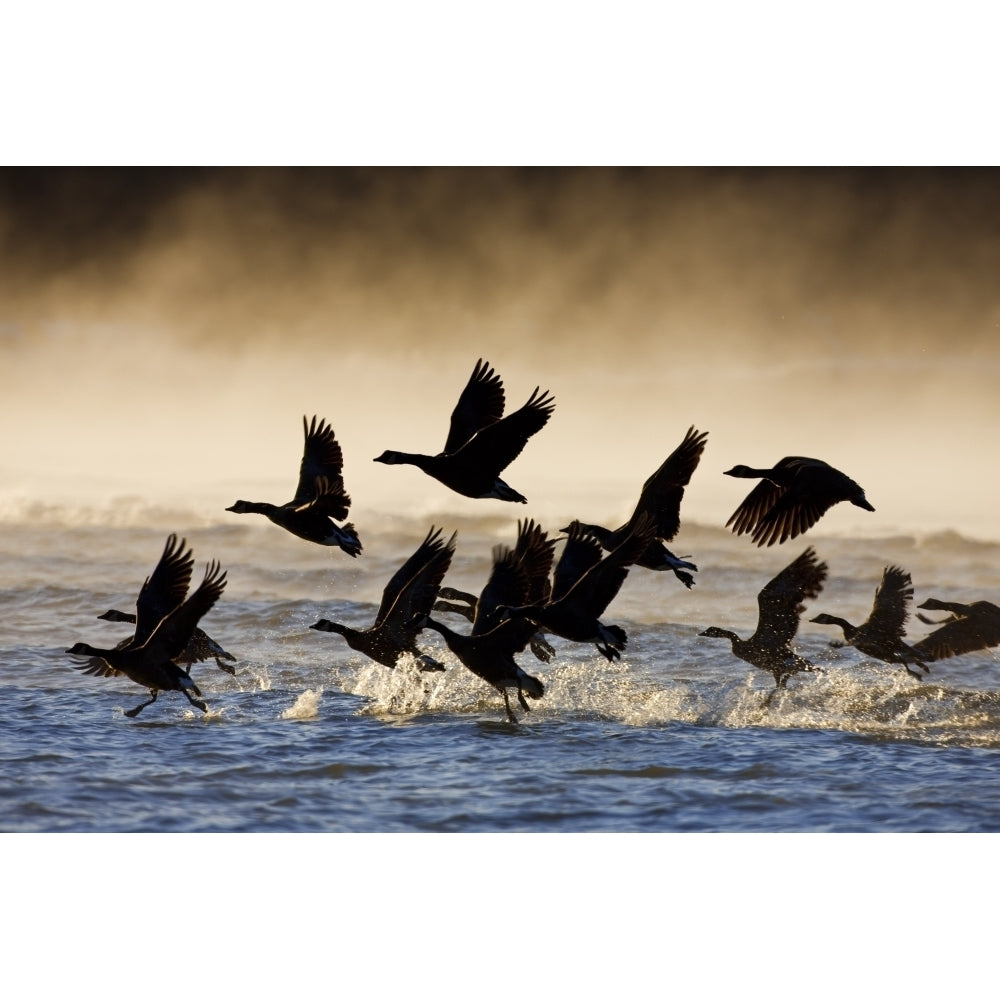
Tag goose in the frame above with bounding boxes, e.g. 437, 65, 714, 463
497, 513, 657, 662
568, 425, 708, 588
66, 538, 228, 717
724, 456, 874, 547
96, 609, 236, 676
83, 532, 198, 675
811, 565, 928, 678
699, 546, 828, 688
373, 358, 555, 503
310, 526, 456, 671
911, 598, 1000, 662
227, 415, 362, 556
434, 518, 557, 662
417, 615, 545, 724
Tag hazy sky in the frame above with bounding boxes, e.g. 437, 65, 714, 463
2, 167, 998, 537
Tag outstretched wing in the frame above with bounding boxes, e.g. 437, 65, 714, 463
473, 546, 530, 635
564, 512, 657, 617
443, 358, 506, 454
291, 416, 348, 508
754, 546, 828, 649
301, 474, 352, 522
629, 426, 708, 540
377, 527, 457, 627
75, 656, 125, 678
145, 561, 228, 661
454, 386, 555, 474
133, 534, 194, 646
749, 494, 836, 547
551, 522, 605, 602
513, 518, 557, 605
726, 478, 786, 539
859, 565, 913, 644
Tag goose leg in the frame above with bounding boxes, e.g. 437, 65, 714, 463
125, 689, 158, 718
182, 688, 208, 713
215, 656, 237, 676
417, 656, 446, 673
517, 687, 531, 713
529, 635, 555, 662
501, 689, 519, 725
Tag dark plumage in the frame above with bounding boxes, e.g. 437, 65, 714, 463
699, 546, 828, 688
83, 532, 195, 676
227, 415, 362, 555
309, 526, 456, 671
912, 598, 1000, 662
418, 615, 545, 724
568, 425, 707, 588
434, 518, 557, 662
498, 513, 657, 662
66, 535, 228, 717
811, 565, 928, 678
373, 358, 555, 503
97, 609, 237, 676
724, 456, 875, 547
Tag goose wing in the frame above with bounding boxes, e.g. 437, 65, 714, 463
912, 601, 1000, 661
291, 416, 348, 508
450, 387, 555, 475
855, 566, 913, 646
726, 457, 808, 544
562, 513, 656, 617
748, 493, 834, 547
753, 546, 828, 649
376, 528, 457, 629
133, 534, 194, 646
76, 656, 125, 678
443, 358, 506, 454
551, 522, 605, 602
300, 474, 352, 521
628, 426, 708, 540
513, 518, 557, 605
144, 561, 228, 660
473, 546, 531, 635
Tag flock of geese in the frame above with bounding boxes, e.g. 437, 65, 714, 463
66, 359, 1000, 723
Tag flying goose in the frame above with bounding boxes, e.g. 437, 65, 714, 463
373, 358, 555, 503
66, 536, 228, 717
417, 614, 546, 724
699, 546, 828, 688
96, 608, 236, 675
497, 513, 657, 662
811, 565, 928, 678
724, 456, 874, 546
911, 598, 1000, 662
568, 425, 708, 588
310, 526, 456, 671
434, 518, 557, 662
227, 415, 362, 556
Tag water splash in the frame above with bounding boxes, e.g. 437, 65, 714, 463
280, 688, 323, 720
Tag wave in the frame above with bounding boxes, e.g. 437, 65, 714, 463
329, 650, 1000, 749
5, 488, 1000, 555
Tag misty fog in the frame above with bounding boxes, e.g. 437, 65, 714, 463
1, 168, 998, 537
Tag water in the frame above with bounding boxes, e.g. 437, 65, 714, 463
5, 507, 1000, 834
